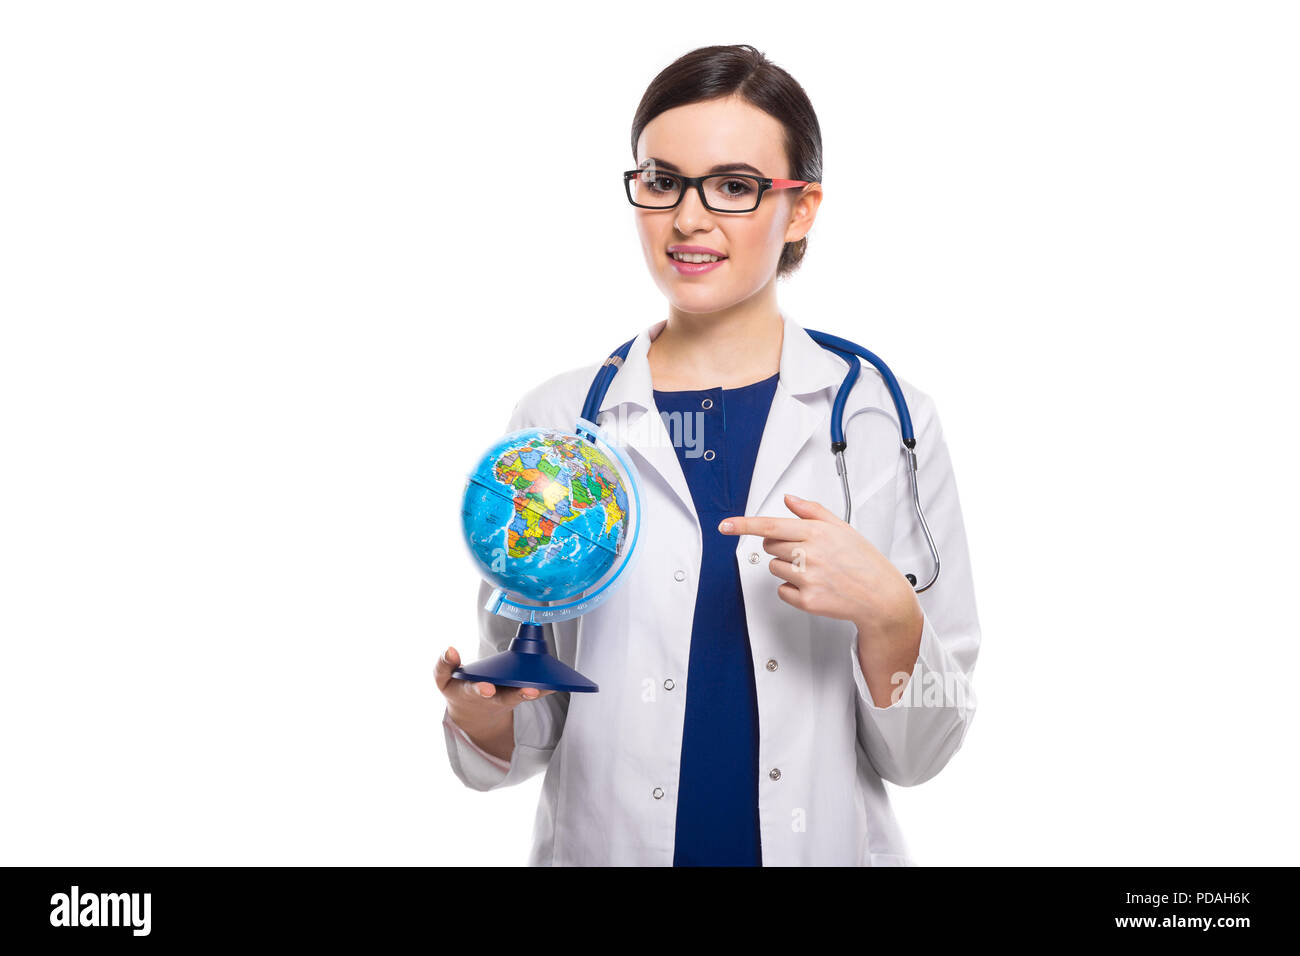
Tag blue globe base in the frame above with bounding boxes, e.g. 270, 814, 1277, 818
451, 623, 599, 693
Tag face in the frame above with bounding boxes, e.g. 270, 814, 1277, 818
632, 94, 821, 315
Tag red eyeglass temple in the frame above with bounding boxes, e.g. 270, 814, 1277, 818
770, 179, 810, 189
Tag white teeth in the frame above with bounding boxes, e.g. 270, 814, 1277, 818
671, 252, 722, 263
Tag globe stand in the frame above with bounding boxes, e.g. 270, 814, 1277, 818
451, 622, 598, 693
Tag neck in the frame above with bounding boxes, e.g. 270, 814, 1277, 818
648, 288, 784, 391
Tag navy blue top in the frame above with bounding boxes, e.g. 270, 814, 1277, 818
652, 370, 780, 867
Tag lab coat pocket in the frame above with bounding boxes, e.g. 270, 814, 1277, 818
847, 459, 900, 555
853, 464, 896, 510
839, 408, 902, 531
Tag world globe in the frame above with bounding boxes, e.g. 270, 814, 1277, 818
460, 426, 634, 604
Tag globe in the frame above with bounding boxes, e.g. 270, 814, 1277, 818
460, 426, 634, 604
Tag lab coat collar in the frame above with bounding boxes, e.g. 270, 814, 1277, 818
595, 312, 882, 528
598, 311, 847, 413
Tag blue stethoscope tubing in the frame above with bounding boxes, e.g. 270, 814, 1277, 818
579, 327, 940, 593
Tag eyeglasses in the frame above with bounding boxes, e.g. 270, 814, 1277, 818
623, 167, 813, 213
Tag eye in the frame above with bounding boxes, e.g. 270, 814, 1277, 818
718, 178, 755, 196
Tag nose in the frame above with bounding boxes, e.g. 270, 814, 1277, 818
673, 182, 714, 235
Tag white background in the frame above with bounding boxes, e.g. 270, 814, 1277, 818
2, 1, 1297, 866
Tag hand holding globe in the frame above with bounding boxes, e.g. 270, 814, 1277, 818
435, 644, 556, 762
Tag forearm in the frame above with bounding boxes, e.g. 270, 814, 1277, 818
450, 709, 516, 762
855, 606, 924, 708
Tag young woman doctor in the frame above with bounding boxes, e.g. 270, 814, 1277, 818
436, 44, 981, 866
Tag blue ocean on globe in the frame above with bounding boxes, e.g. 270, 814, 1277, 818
460, 427, 632, 603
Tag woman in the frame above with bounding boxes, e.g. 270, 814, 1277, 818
437, 44, 981, 866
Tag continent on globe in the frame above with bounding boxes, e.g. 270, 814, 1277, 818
461, 428, 633, 603
495, 438, 627, 559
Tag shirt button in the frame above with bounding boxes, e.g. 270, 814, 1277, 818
674, 569, 686, 581
766, 658, 778, 672
652, 787, 665, 799
703, 449, 715, 461
748, 552, 760, 564
663, 678, 675, 691
701, 398, 713, 409
769, 768, 782, 781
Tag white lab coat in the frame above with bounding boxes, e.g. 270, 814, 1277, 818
442, 311, 981, 866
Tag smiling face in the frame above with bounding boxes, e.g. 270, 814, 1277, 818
632, 94, 821, 315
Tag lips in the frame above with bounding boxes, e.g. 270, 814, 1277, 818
667, 254, 727, 275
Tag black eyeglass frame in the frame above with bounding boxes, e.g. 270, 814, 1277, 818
622, 169, 813, 214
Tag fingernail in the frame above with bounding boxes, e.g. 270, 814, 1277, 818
718, 520, 733, 532
787, 493, 803, 501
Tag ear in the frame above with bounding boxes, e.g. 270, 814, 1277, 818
783, 183, 822, 243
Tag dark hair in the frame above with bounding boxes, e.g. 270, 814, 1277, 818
630, 44, 823, 280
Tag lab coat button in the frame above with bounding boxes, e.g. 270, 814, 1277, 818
703, 449, 715, 461
673, 569, 686, 581
663, 678, 675, 690
769, 768, 782, 781
748, 552, 760, 564
652, 787, 664, 800
765, 658, 778, 671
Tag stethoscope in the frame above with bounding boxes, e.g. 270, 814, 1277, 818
578, 327, 941, 593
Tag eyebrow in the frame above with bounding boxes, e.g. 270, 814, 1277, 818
644, 157, 765, 176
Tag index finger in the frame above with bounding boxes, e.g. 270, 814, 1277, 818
716, 515, 811, 540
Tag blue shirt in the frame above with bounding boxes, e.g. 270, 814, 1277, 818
651, 371, 781, 867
